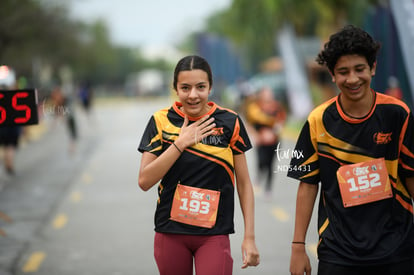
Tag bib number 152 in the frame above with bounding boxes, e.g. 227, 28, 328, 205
337, 158, 393, 207
347, 173, 381, 192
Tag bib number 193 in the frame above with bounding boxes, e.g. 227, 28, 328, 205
170, 184, 220, 228
179, 198, 210, 214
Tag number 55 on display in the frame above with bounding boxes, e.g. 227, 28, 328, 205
0, 89, 39, 127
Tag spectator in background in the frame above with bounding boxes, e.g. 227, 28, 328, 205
78, 81, 93, 116
245, 86, 286, 199
50, 85, 77, 153
0, 65, 21, 175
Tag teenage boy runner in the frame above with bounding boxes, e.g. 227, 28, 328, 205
288, 25, 414, 275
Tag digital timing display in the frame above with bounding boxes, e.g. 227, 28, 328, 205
0, 89, 39, 126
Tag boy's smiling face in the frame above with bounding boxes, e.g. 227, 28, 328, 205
331, 54, 376, 103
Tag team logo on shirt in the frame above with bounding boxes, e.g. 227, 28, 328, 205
211, 127, 224, 136
202, 127, 224, 145
373, 132, 392, 144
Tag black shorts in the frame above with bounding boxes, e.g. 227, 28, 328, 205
0, 127, 21, 147
318, 258, 414, 275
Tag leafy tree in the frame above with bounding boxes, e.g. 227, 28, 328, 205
0, 0, 80, 78
0, 0, 172, 90
202, 0, 383, 73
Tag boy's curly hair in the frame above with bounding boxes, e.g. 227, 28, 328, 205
316, 25, 381, 74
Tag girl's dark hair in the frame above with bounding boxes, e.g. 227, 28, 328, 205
173, 55, 213, 90
316, 25, 381, 74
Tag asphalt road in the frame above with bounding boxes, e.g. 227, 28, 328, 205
0, 97, 318, 275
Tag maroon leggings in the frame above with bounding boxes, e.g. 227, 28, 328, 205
154, 233, 233, 275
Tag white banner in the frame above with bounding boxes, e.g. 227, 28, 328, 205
277, 25, 313, 119
390, 0, 414, 105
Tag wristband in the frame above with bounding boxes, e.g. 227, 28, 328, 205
292, 241, 305, 245
173, 143, 182, 153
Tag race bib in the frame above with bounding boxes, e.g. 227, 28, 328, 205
337, 158, 393, 208
170, 184, 220, 228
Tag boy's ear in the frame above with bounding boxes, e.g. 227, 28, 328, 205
371, 62, 377, 76
329, 70, 336, 82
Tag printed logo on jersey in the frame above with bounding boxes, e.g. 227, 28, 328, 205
373, 132, 392, 144
211, 127, 224, 136
202, 127, 225, 146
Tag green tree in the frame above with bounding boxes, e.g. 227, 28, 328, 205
0, 0, 172, 90
205, 0, 281, 72
202, 0, 383, 73
0, 0, 80, 78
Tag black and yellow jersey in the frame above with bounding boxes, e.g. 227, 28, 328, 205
288, 91, 414, 265
245, 100, 286, 130
138, 101, 252, 235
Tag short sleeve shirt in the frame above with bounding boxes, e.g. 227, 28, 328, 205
287, 91, 414, 265
138, 101, 252, 235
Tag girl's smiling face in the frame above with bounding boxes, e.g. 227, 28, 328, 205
176, 69, 211, 118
